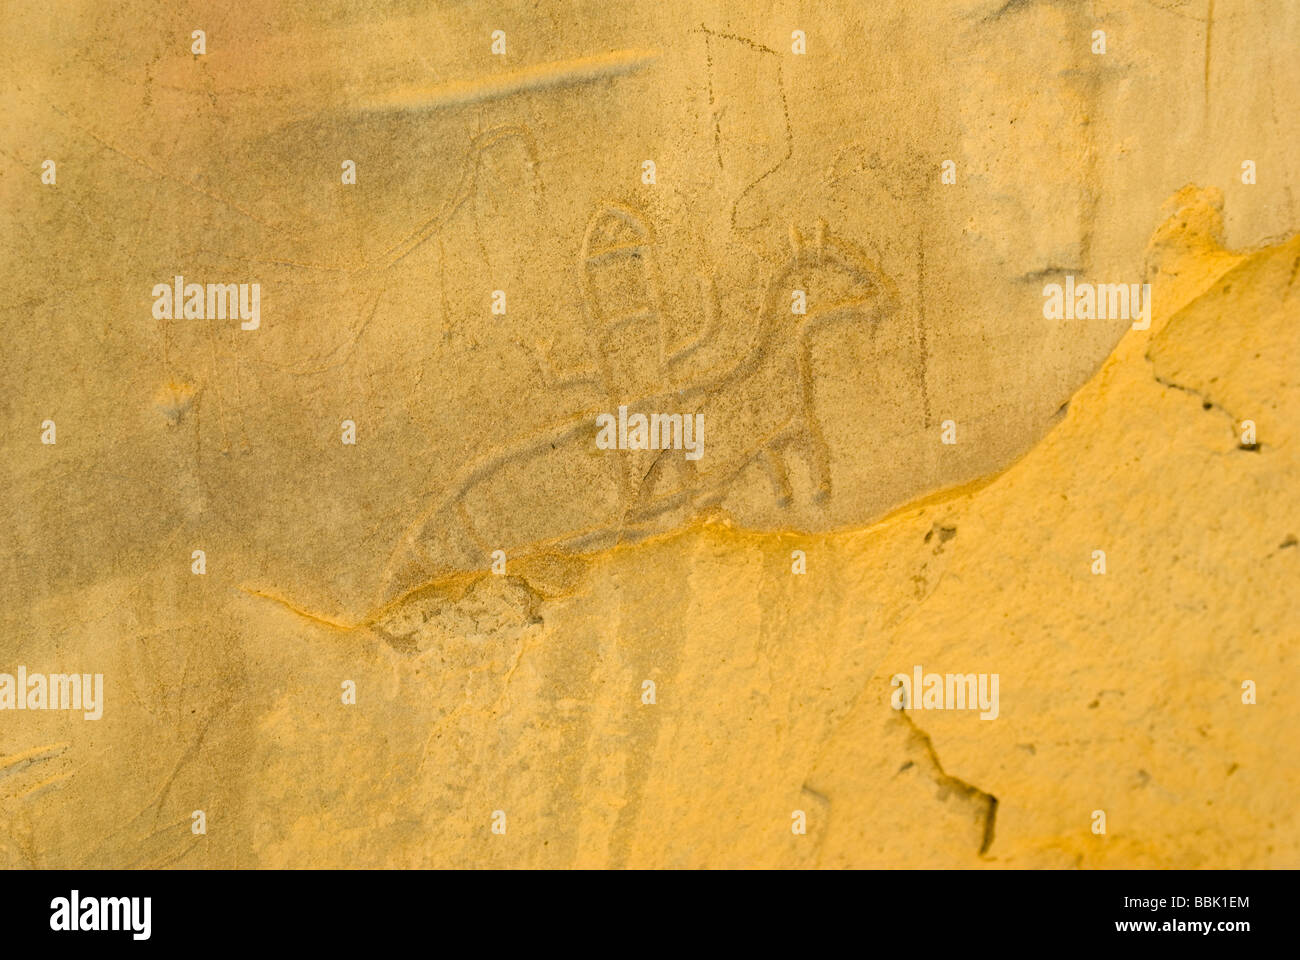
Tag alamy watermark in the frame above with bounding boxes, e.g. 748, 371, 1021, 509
50, 891, 150, 940
0, 667, 103, 720
152, 275, 260, 330
595, 405, 703, 460
1043, 276, 1151, 330
891, 664, 999, 720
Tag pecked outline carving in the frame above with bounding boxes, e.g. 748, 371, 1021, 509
380, 215, 899, 598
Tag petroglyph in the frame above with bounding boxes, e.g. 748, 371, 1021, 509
380, 215, 897, 599
5, 0, 1298, 874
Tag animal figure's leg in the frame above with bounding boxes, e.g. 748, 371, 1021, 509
796, 329, 833, 503
757, 447, 794, 507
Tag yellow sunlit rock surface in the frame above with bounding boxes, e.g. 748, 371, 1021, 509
0, 1, 1296, 868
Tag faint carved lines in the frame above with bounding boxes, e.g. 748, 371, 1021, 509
359, 49, 662, 114
379, 211, 897, 597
